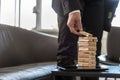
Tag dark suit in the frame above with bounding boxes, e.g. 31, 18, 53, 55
52, 0, 118, 80
52, 0, 85, 16
52, 0, 104, 63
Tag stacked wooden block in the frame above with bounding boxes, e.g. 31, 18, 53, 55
78, 31, 98, 67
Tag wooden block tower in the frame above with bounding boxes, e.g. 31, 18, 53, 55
78, 31, 98, 67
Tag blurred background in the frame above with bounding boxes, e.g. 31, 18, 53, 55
0, 0, 120, 54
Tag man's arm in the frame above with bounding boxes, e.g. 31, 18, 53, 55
52, 0, 84, 34
60, 0, 84, 35
61, 0, 84, 15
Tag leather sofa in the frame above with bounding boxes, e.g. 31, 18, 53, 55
107, 27, 120, 63
99, 27, 120, 65
0, 24, 58, 80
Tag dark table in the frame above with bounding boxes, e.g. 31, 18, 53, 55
52, 65, 120, 80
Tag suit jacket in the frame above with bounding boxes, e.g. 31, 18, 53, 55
52, 0, 85, 16
52, 0, 119, 32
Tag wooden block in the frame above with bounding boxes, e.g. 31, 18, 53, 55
78, 37, 98, 42
78, 55, 96, 59
78, 52, 96, 57
78, 53, 90, 57
79, 31, 93, 37
78, 66, 96, 69
78, 62, 96, 66
78, 61, 96, 64
78, 59, 96, 67
78, 57, 95, 61
78, 41, 97, 47
78, 62, 96, 67
78, 51, 96, 55
78, 58, 96, 63
78, 62, 89, 66
78, 46, 97, 51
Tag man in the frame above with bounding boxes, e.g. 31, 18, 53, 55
52, 0, 118, 80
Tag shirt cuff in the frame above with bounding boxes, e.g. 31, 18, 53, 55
69, 10, 80, 15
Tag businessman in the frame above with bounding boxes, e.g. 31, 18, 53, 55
52, 0, 118, 80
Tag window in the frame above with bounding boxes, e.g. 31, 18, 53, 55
112, 2, 120, 27
20, 0, 36, 30
0, 0, 36, 30
0, 0, 119, 31
1, 0, 15, 25
41, 0, 58, 30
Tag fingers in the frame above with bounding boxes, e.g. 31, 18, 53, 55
77, 20, 83, 31
69, 25, 79, 35
67, 20, 83, 35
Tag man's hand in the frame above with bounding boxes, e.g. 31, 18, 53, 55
67, 12, 83, 35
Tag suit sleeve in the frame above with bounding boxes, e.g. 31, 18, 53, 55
61, 0, 85, 15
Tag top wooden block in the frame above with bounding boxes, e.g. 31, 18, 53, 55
79, 31, 93, 37
78, 37, 98, 42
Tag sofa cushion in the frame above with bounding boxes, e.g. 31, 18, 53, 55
0, 62, 56, 80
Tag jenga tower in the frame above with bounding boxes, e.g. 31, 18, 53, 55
78, 31, 98, 67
